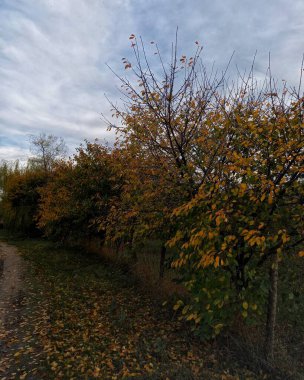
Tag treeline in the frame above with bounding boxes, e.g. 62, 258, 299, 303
0, 38, 303, 360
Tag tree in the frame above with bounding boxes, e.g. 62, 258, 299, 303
29, 133, 67, 172
1, 166, 48, 235
38, 141, 123, 242
107, 34, 231, 197
106, 34, 230, 278
109, 35, 303, 356
169, 91, 303, 349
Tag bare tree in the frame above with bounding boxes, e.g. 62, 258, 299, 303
29, 133, 68, 172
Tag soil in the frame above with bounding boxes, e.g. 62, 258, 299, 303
0, 242, 24, 327
0, 242, 44, 380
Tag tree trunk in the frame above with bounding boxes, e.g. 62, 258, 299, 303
129, 239, 137, 263
265, 253, 279, 361
159, 245, 166, 280
129, 227, 137, 263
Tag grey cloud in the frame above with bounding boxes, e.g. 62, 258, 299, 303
0, 0, 303, 161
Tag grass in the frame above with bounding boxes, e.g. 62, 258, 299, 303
1, 230, 301, 379
84, 238, 187, 302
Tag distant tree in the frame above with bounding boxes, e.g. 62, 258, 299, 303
29, 133, 67, 172
0, 160, 19, 199
1, 166, 48, 235
38, 142, 123, 242
0, 161, 9, 194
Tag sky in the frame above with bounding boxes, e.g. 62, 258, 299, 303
1, 0, 303, 162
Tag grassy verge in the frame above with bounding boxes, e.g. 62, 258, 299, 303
0, 231, 276, 379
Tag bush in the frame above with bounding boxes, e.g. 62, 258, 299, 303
1, 168, 47, 236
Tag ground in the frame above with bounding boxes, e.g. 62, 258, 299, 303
0, 242, 23, 325
0, 242, 48, 379
0, 238, 274, 379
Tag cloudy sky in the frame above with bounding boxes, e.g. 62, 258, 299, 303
1, 0, 303, 162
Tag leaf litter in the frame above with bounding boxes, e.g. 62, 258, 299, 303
0, 239, 259, 379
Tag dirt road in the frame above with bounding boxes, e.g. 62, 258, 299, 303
0, 242, 23, 328
0, 242, 41, 379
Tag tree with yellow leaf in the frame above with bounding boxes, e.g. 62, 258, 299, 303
1, 166, 48, 235
38, 141, 123, 242
106, 33, 232, 278
108, 36, 303, 358
169, 82, 303, 357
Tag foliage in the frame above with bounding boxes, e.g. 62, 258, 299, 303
105, 36, 231, 268
168, 95, 304, 335
38, 141, 123, 242
1, 167, 48, 235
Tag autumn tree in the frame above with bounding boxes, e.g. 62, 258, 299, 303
1, 166, 48, 235
106, 34, 230, 277
103, 143, 187, 275
0, 161, 10, 198
108, 35, 303, 357
169, 83, 303, 355
38, 141, 123, 242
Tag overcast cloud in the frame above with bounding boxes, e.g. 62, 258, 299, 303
1, 0, 303, 162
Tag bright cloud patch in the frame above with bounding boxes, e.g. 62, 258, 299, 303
0, 0, 303, 161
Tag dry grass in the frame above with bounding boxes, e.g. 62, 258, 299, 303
83, 238, 187, 301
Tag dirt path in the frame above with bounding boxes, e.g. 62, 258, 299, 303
0, 242, 24, 327
0, 242, 47, 380
0, 239, 264, 379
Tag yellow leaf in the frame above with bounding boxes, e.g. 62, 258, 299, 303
268, 193, 273, 204
242, 301, 248, 310
215, 216, 221, 226
173, 300, 184, 311
214, 323, 224, 335
221, 242, 227, 250
242, 310, 248, 318
186, 313, 194, 321
92, 367, 101, 378
299, 251, 304, 257
195, 316, 202, 324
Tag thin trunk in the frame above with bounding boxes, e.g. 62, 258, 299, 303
131, 238, 138, 264
131, 246, 138, 263
159, 245, 166, 280
114, 240, 120, 255
265, 253, 279, 361
129, 228, 137, 263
